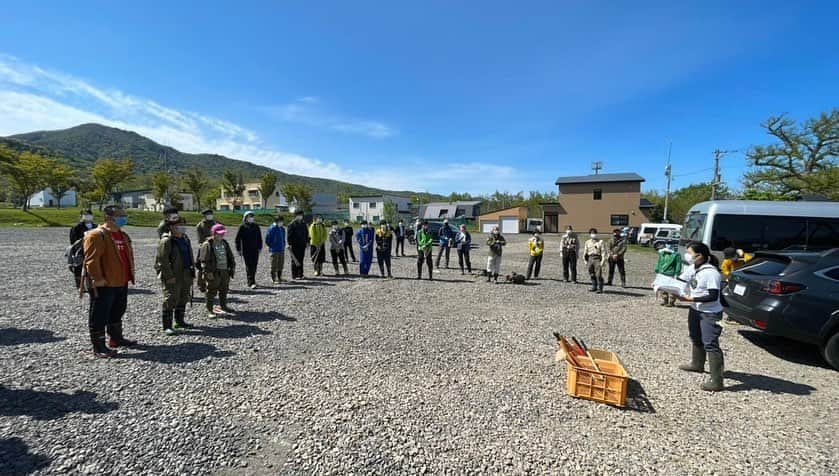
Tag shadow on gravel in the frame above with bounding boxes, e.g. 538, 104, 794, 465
737, 330, 831, 369
0, 328, 65, 346
0, 437, 51, 474
231, 289, 274, 295
623, 379, 655, 413
188, 324, 272, 339
293, 280, 335, 287
602, 290, 646, 297
724, 371, 817, 395
128, 288, 156, 295
120, 342, 234, 364
226, 311, 297, 324
0, 386, 118, 420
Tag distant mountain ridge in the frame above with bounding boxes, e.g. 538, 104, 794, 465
3, 123, 414, 196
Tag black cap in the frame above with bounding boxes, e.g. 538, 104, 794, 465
295, 209, 304, 216
723, 247, 737, 259
163, 207, 179, 216
201, 208, 213, 215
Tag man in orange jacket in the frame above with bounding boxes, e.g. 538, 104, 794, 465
83, 205, 137, 358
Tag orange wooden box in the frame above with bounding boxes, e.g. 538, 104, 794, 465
565, 348, 628, 407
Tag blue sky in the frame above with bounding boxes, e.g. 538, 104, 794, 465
1, 1, 837, 194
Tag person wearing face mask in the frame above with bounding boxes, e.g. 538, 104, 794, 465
198, 224, 236, 318
342, 220, 357, 262
560, 225, 579, 283
195, 208, 217, 244
416, 221, 434, 280
155, 215, 196, 334
394, 219, 407, 257
328, 220, 350, 275
265, 215, 287, 284
654, 244, 682, 307
455, 224, 472, 275
287, 210, 309, 280
308, 215, 328, 276
235, 211, 263, 288
375, 221, 394, 278
157, 207, 179, 239
606, 228, 628, 288
526, 227, 545, 280
436, 219, 455, 269
677, 242, 726, 392
70, 209, 97, 289
83, 205, 137, 357
486, 226, 507, 283
356, 220, 375, 277
583, 228, 607, 293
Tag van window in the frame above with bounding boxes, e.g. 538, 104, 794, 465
643, 227, 658, 236
711, 214, 839, 251
682, 213, 706, 244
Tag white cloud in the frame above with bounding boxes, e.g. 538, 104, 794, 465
270, 97, 395, 139
0, 54, 518, 194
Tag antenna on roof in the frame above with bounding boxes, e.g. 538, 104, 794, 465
591, 161, 603, 175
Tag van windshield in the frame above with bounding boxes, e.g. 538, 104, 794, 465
681, 213, 706, 246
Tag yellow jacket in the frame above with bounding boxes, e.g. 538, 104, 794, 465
528, 236, 544, 257
721, 253, 753, 279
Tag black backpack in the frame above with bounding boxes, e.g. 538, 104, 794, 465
65, 239, 84, 269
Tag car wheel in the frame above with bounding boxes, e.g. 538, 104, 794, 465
653, 241, 664, 250
822, 332, 839, 371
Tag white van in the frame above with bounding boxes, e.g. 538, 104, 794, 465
638, 222, 682, 246
680, 200, 839, 258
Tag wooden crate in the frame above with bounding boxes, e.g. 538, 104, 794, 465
566, 348, 628, 407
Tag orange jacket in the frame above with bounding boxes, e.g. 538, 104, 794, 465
83, 225, 135, 287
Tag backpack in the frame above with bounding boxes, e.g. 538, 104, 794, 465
65, 239, 84, 269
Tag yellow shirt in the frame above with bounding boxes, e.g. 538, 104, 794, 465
528, 236, 544, 257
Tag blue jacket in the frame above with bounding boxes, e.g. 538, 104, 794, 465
355, 227, 375, 253
265, 224, 286, 253
439, 224, 454, 245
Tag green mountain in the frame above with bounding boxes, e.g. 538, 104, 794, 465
3, 123, 414, 196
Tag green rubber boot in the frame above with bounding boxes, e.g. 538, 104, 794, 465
679, 344, 706, 373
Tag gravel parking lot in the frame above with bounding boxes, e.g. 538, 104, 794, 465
1, 227, 837, 475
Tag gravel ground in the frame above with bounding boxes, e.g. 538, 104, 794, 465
0, 227, 837, 475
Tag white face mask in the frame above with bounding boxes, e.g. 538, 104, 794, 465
82, 214, 93, 223
590, 233, 597, 239
684, 252, 695, 265
205, 214, 214, 221
565, 230, 571, 235
246, 216, 255, 224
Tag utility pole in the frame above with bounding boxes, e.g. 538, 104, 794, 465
663, 141, 672, 223
711, 149, 737, 200
591, 161, 603, 175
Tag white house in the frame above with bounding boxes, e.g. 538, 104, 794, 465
28, 188, 77, 208
142, 192, 196, 212
349, 195, 411, 223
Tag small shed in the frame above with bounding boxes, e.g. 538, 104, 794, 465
477, 206, 529, 234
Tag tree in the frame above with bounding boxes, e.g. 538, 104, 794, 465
280, 183, 314, 213
337, 185, 353, 209
90, 158, 133, 210
1, 152, 50, 210
641, 190, 665, 223
44, 160, 75, 209
222, 169, 245, 207
258, 172, 278, 209
152, 172, 175, 210
743, 109, 838, 199
383, 200, 398, 224
202, 186, 221, 211
667, 182, 731, 225
183, 168, 209, 209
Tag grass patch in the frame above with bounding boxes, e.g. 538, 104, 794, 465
0, 208, 279, 228
628, 244, 658, 254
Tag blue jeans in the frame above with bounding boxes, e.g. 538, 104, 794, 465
688, 307, 723, 353
88, 286, 128, 332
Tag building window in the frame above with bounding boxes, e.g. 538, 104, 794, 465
438, 209, 449, 218
356, 216, 363, 222
353, 202, 360, 209
593, 189, 603, 200
610, 215, 629, 226
372, 216, 380, 222
369, 202, 377, 208
275, 191, 280, 197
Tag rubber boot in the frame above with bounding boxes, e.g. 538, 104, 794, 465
107, 322, 137, 348
90, 330, 117, 358
417, 263, 423, 280
679, 344, 706, 373
493, 273, 499, 283
333, 263, 340, 274
589, 278, 597, 292
621, 278, 626, 289
342, 263, 349, 275
173, 306, 193, 329
597, 278, 604, 294
701, 352, 725, 391
487, 272, 492, 283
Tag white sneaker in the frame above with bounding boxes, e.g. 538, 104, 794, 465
164, 328, 177, 336
250, 284, 257, 289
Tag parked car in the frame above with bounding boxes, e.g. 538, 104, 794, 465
722, 249, 839, 370
638, 222, 682, 246
652, 229, 681, 250
410, 221, 458, 245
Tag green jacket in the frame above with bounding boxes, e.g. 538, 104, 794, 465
608, 236, 627, 257
308, 222, 327, 247
198, 239, 236, 275
487, 234, 507, 256
196, 219, 217, 244
156, 220, 169, 239
654, 250, 682, 277
155, 233, 195, 281
417, 229, 433, 252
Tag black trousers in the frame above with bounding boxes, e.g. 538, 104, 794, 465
291, 245, 307, 278
457, 248, 471, 272
73, 266, 82, 289
395, 237, 405, 255
417, 250, 433, 277
88, 286, 128, 332
377, 252, 392, 276
562, 251, 578, 282
344, 242, 356, 261
608, 256, 626, 284
527, 254, 543, 279
436, 244, 451, 267
331, 249, 348, 271
242, 252, 259, 285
